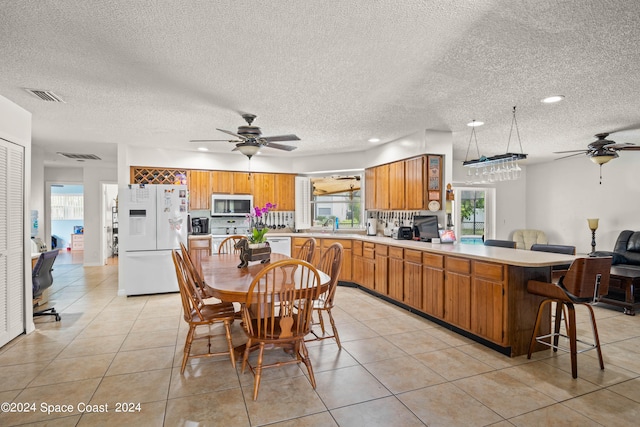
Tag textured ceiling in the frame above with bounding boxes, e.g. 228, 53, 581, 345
1, 0, 639, 169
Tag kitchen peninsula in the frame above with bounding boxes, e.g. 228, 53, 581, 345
283, 233, 576, 357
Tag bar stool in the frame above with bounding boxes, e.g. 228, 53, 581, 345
527, 256, 612, 378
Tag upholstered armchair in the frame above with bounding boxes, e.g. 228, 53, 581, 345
512, 229, 548, 250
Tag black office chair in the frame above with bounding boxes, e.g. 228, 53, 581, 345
531, 244, 576, 281
483, 239, 517, 248
32, 250, 61, 321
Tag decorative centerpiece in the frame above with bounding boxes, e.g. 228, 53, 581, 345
236, 202, 276, 268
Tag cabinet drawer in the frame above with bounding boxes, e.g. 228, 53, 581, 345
446, 257, 470, 274
473, 261, 505, 281
423, 253, 444, 268
323, 239, 352, 249
293, 237, 311, 246
375, 244, 388, 256
405, 249, 422, 263
389, 246, 404, 259
363, 242, 375, 259
352, 240, 363, 256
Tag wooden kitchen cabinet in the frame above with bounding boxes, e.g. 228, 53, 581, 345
188, 170, 212, 210
365, 167, 376, 210
210, 171, 233, 194
275, 174, 296, 211
403, 249, 423, 309
389, 161, 405, 210
422, 252, 445, 319
405, 156, 426, 210
388, 246, 404, 301
374, 164, 390, 210
251, 173, 276, 209
232, 172, 252, 194
471, 261, 507, 345
322, 238, 352, 281
374, 244, 388, 294
444, 257, 472, 330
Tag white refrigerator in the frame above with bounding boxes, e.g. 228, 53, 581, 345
118, 184, 188, 296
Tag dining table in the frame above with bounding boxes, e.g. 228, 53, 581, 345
201, 252, 331, 304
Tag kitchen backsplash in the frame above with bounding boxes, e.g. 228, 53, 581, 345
190, 210, 295, 235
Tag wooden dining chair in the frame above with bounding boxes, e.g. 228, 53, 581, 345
241, 258, 321, 400
295, 237, 316, 263
218, 235, 246, 255
180, 242, 210, 298
306, 242, 344, 348
527, 256, 612, 378
171, 250, 236, 373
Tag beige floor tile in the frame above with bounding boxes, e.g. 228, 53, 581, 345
563, 389, 640, 426
608, 377, 640, 403
130, 314, 181, 333
414, 347, 494, 380
76, 319, 135, 339
29, 353, 115, 387
57, 334, 127, 359
106, 346, 176, 376
237, 347, 307, 387
364, 356, 446, 393
385, 329, 451, 354
423, 326, 476, 347
121, 329, 179, 351
168, 359, 240, 398
398, 382, 504, 426
0, 362, 46, 392
457, 343, 535, 369
165, 387, 250, 426
0, 378, 101, 425
91, 368, 172, 404
266, 411, 338, 427
314, 365, 391, 409
542, 351, 639, 386
305, 341, 359, 372
334, 320, 380, 342
501, 360, 601, 401
342, 336, 407, 364
331, 395, 425, 426
0, 341, 67, 366
19, 414, 82, 426
454, 371, 557, 419
243, 375, 326, 424
509, 403, 603, 427
77, 400, 166, 426
364, 315, 428, 335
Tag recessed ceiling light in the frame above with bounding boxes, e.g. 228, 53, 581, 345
541, 95, 565, 103
467, 121, 484, 127
197, 147, 209, 151
368, 138, 380, 143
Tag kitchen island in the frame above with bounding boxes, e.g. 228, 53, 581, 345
284, 232, 575, 357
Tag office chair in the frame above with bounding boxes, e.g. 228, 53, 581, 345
32, 250, 61, 321
483, 239, 517, 249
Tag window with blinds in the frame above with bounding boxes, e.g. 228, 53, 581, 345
51, 194, 83, 220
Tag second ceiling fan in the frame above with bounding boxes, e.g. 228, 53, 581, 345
190, 114, 300, 159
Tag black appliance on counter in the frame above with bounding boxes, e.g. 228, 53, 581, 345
190, 217, 209, 235
392, 226, 413, 240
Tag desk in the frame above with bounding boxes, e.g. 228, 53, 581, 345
201, 253, 330, 303
599, 266, 640, 315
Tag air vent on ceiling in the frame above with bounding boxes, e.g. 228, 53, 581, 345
23, 88, 66, 103
57, 152, 102, 160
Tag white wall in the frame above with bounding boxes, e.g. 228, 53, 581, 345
526, 155, 640, 254
30, 146, 45, 240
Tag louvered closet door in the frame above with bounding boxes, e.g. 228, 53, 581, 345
0, 139, 25, 347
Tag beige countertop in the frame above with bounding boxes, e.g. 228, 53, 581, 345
190, 231, 576, 268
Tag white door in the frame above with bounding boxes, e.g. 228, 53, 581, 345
0, 139, 25, 347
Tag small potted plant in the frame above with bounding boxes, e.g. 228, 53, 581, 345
247, 202, 276, 248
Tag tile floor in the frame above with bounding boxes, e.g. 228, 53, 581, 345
2, 251, 640, 426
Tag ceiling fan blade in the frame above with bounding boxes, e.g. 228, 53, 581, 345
189, 139, 241, 143
216, 128, 247, 140
261, 134, 300, 143
555, 152, 586, 160
553, 149, 588, 154
263, 142, 298, 151
605, 143, 640, 150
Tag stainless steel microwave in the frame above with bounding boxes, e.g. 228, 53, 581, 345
210, 194, 253, 216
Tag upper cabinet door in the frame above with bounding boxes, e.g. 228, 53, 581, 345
389, 161, 405, 210
251, 173, 276, 209
275, 174, 296, 211
365, 168, 376, 210
210, 171, 233, 193
375, 164, 390, 210
187, 170, 212, 210
405, 156, 426, 210
232, 172, 252, 194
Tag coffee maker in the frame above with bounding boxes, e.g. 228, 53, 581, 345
190, 217, 209, 235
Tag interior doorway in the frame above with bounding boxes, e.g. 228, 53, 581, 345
49, 184, 84, 264
454, 187, 495, 244
102, 183, 118, 265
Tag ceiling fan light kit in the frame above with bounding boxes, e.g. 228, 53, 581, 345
463, 107, 527, 183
